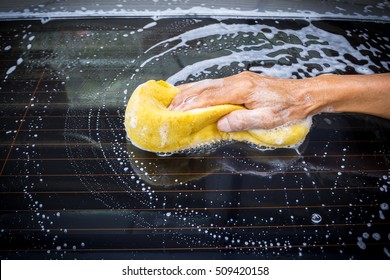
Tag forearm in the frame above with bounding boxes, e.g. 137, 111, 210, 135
306, 73, 390, 119
171, 72, 390, 131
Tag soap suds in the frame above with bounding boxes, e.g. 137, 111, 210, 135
143, 21, 157, 29
6, 65, 16, 75
159, 22, 381, 84
159, 124, 169, 147
0, 4, 389, 21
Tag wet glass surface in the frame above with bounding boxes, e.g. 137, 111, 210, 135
0, 18, 389, 259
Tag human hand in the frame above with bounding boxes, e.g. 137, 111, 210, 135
169, 72, 315, 132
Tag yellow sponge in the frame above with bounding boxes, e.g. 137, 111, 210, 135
125, 80, 311, 153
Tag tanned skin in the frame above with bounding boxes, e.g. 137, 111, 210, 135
170, 72, 390, 132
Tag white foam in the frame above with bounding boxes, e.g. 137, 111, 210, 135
0, 6, 389, 21
159, 124, 169, 147
357, 237, 367, 250
385, 247, 390, 257
129, 115, 137, 128
6, 65, 16, 75
160, 22, 380, 84
41, 17, 51, 24
380, 202, 389, 210
143, 21, 157, 29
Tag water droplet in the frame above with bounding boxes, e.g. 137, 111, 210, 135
380, 203, 389, 210
311, 213, 322, 224
6, 66, 16, 75
384, 247, 390, 257
372, 233, 381, 241
357, 237, 366, 250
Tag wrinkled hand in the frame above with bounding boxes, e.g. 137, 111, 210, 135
169, 72, 314, 132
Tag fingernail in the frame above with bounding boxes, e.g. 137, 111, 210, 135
217, 118, 232, 132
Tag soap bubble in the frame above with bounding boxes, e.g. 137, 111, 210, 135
380, 203, 389, 210
311, 213, 322, 224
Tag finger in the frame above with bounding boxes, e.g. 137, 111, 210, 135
172, 82, 250, 111
217, 109, 287, 132
169, 90, 199, 110
181, 74, 254, 110
217, 110, 259, 132
169, 82, 206, 110
169, 94, 199, 110
175, 81, 197, 91
170, 78, 224, 110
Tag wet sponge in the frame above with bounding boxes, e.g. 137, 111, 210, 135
125, 80, 311, 153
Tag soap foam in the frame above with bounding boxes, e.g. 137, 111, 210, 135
159, 123, 169, 147
249, 116, 313, 151
156, 140, 229, 157
155, 22, 384, 84
1, 4, 389, 22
